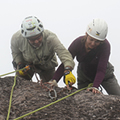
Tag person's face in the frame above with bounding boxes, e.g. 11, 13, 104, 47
27, 33, 43, 48
85, 35, 102, 52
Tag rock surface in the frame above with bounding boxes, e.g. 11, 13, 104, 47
0, 76, 120, 120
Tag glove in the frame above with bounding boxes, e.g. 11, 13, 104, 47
63, 71, 76, 85
17, 63, 25, 69
17, 64, 30, 76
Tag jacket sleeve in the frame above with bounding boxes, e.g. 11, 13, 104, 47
52, 38, 79, 82
48, 33, 75, 69
11, 32, 24, 64
93, 40, 110, 88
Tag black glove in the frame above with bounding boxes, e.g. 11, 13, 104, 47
12, 60, 25, 70
17, 64, 25, 69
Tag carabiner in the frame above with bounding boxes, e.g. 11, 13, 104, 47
66, 81, 72, 93
48, 89, 57, 101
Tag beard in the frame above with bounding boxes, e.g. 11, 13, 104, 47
28, 40, 42, 49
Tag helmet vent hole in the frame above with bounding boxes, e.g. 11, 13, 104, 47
27, 26, 36, 31
21, 30, 24, 34
37, 19, 40, 23
39, 24, 43, 28
25, 16, 32, 19
37, 28, 40, 31
25, 32, 27, 36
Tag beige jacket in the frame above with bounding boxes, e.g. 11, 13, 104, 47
11, 30, 74, 70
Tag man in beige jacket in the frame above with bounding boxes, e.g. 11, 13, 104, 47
11, 16, 76, 85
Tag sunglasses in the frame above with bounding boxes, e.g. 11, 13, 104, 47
27, 34, 42, 41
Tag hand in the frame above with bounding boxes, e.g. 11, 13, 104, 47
48, 80, 58, 87
87, 87, 102, 94
18, 65, 30, 76
63, 71, 76, 86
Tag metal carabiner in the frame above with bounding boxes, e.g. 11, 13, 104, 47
66, 81, 72, 93
48, 89, 57, 101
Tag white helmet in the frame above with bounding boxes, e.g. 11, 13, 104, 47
21, 16, 44, 38
86, 18, 108, 41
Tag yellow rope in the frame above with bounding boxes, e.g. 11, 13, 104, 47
0, 68, 26, 77
0, 68, 30, 120
6, 75, 17, 120
13, 83, 93, 120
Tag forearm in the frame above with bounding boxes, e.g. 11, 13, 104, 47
52, 64, 64, 82
12, 52, 24, 64
93, 66, 107, 88
55, 47, 75, 69
52, 38, 75, 69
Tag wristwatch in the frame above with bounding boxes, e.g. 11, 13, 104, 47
64, 67, 72, 71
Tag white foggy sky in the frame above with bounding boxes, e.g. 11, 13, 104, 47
0, 0, 120, 92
